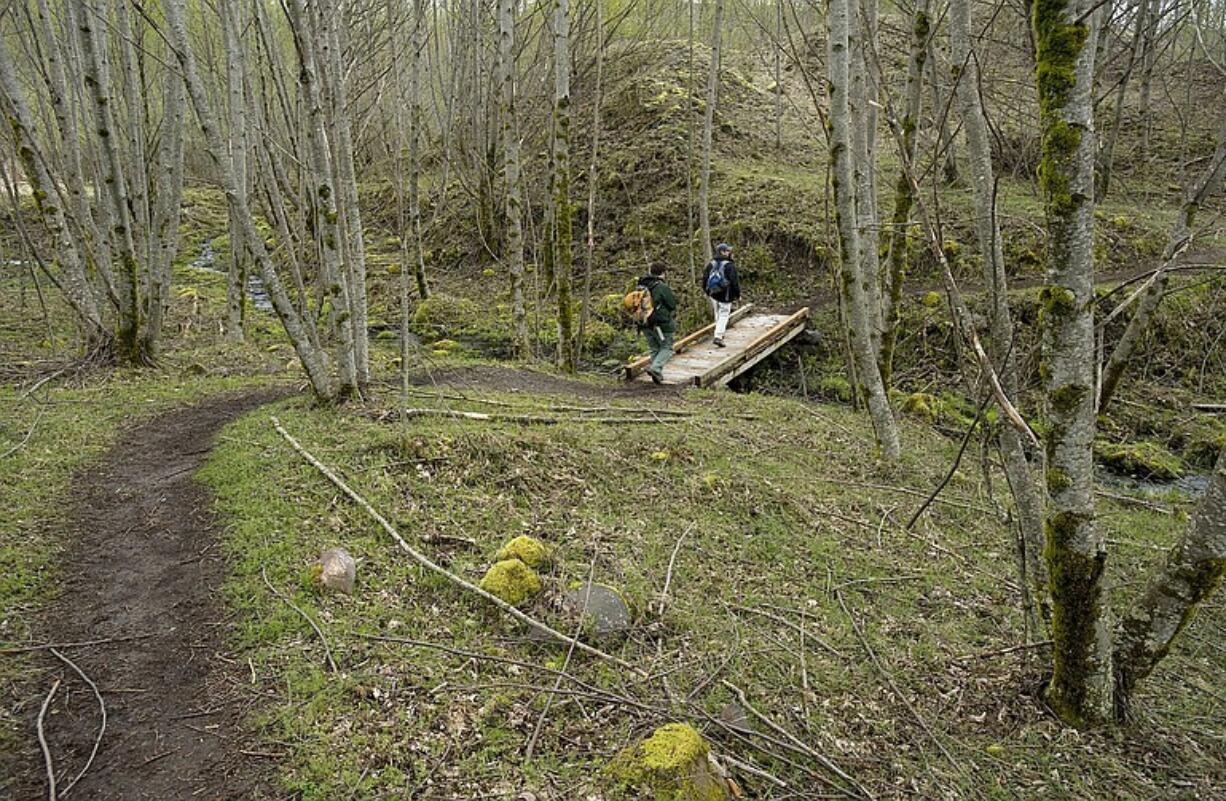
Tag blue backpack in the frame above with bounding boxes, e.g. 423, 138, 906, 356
705, 259, 730, 296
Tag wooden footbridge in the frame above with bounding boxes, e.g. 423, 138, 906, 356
624, 304, 810, 387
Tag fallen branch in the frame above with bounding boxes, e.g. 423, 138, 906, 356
1191, 403, 1226, 413
37, 678, 60, 801
657, 522, 694, 615
726, 604, 845, 659
722, 753, 788, 789
0, 633, 157, 656
272, 416, 643, 675
398, 407, 686, 425
260, 567, 338, 673
836, 590, 961, 771
1, 407, 46, 461
1094, 489, 1173, 515
950, 640, 1052, 663
49, 648, 106, 798
720, 679, 872, 800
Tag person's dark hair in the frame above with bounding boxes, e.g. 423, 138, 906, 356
715, 242, 733, 256
650, 264, 667, 276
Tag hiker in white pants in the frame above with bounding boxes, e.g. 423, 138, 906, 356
701, 243, 741, 347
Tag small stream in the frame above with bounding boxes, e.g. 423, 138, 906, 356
1095, 468, 1210, 500
190, 239, 272, 311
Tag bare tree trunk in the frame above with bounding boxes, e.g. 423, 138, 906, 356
927, 37, 960, 184
698, 0, 725, 266
828, 0, 900, 462
410, 0, 429, 302
324, 1, 370, 386
114, 0, 150, 272
144, 49, 187, 357
577, 0, 604, 362
685, 0, 698, 285
1033, 0, 1109, 728
950, 0, 1047, 627
880, 0, 930, 385
76, 0, 144, 364
1137, 0, 1160, 153
774, 0, 783, 151
1114, 445, 1226, 719
0, 34, 104, 345
498, 0, 528, 358
850, 0, 884, 358
286, 0, 357, 398
551, 0, 576, 372
221, 0, 248, 343
1098, 117, 1226, 413
164, 0, 334, 401
1097, 0, 1150, 201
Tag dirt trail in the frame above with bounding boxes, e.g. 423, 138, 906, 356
11, 388, 289, 800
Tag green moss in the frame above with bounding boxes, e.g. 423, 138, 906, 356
1033, 0, 1089, 217
478, 559, 542, 606
818, 376, 852, 403
1046, 468, 1071, 494
1094, 440, 1184, 480
1050, 383, 1088, 414
1043, 510, 1107, 728
410, 294, 479, 339
921, 291, 942, 308
1040, 285, 1077, 319
901, 392, 938, 423
495, 535, 551, 570
607, 723, 726, 800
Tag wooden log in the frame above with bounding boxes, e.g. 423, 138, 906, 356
623, 303, 755, 380
1191, 404, 1225, 413
694, 308, 810, 388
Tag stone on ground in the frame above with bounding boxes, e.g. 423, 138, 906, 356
562, 582, 632, 639
316, 547, 356, 594
479, 559, 543, 606
607, 723, 731, 800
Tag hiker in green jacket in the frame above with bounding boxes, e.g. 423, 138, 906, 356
636, 264, 678, 384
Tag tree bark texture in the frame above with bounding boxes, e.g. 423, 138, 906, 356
698, 0, 725, 266
951, 0, 1048, 624
1033, 0, 1109, 727
499, 0, 528, 357
221, 0, 249, 343
827, 0, 900, 462
551, 0, 576, 372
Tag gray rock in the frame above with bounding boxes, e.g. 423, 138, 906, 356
561, 582, 632, 639
717, 703, 754, 735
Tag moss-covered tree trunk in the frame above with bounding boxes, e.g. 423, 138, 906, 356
951, 0, 1048, 626
286, 0, 357, 398
1098, 117, 1226, 414
77, 0, 145, 364
880, 0, 929, 385
1114, 445, 1226, 719
827, 0, 900, 462
849, 0, 883, 357
144, 51, 187, 358
498, 0, 528, 358
164, 0, 335, 402
1033, 0, 1109, 727
409, 0, 429, 303
551, 0, 576, 372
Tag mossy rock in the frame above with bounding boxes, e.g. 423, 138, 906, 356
478, 559, 542, 606
901, 392, 939, 423
495, 535, 551, 570
431, 339, 461, 352
920, 290, 942, 308
606, 723, 729, 800
1095, 440, 1184, 480
410, 293, 479, 339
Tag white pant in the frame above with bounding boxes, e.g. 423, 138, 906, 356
710, 299, 731, 340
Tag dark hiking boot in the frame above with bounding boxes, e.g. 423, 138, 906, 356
647, 369, 664, 385
713, 338, 726, 348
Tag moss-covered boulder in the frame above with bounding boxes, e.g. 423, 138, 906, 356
409, 293, 479, 339
478, 559, 542, 606
607, 723, 730, 800
495, 535, 552, 570
1095, 440, 1184, 480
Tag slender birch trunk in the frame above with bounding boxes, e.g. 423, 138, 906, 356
0, 35, 104, 344
144, 50, 187, 357
880, 0, 930, 384
951, 0, 1047, 626
928, 38, 960, 185
698, 0, 725, 266
114, 0, 150, 272
497, 0, 526, 358
1114, 445, 1226, 719
850, 0, 883, 356
1098, 117, 1226, 413
76, 0, 144, 364
286, 0, 357, 398
1033, 0, 1109, 727
221, 0, 248, 343
1137, 0, 1160, 153
410, 0, 429, 302
551, 0, 576, 372
164, 0, 334, 400
1097, 0, 1150, 201
828, 0, 900, 462
578, 0, 605, 362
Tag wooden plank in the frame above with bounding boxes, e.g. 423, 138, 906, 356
716, 324, 807, 386
1191, 403, 1225, 413
693, 308, 809, 388
623, 303, 755, 380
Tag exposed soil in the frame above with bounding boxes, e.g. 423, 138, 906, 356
10, 388, 290, 801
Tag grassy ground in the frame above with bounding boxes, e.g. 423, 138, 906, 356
197, 377, 1223, 800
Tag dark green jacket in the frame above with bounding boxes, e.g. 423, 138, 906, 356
639, 275, 677, 334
